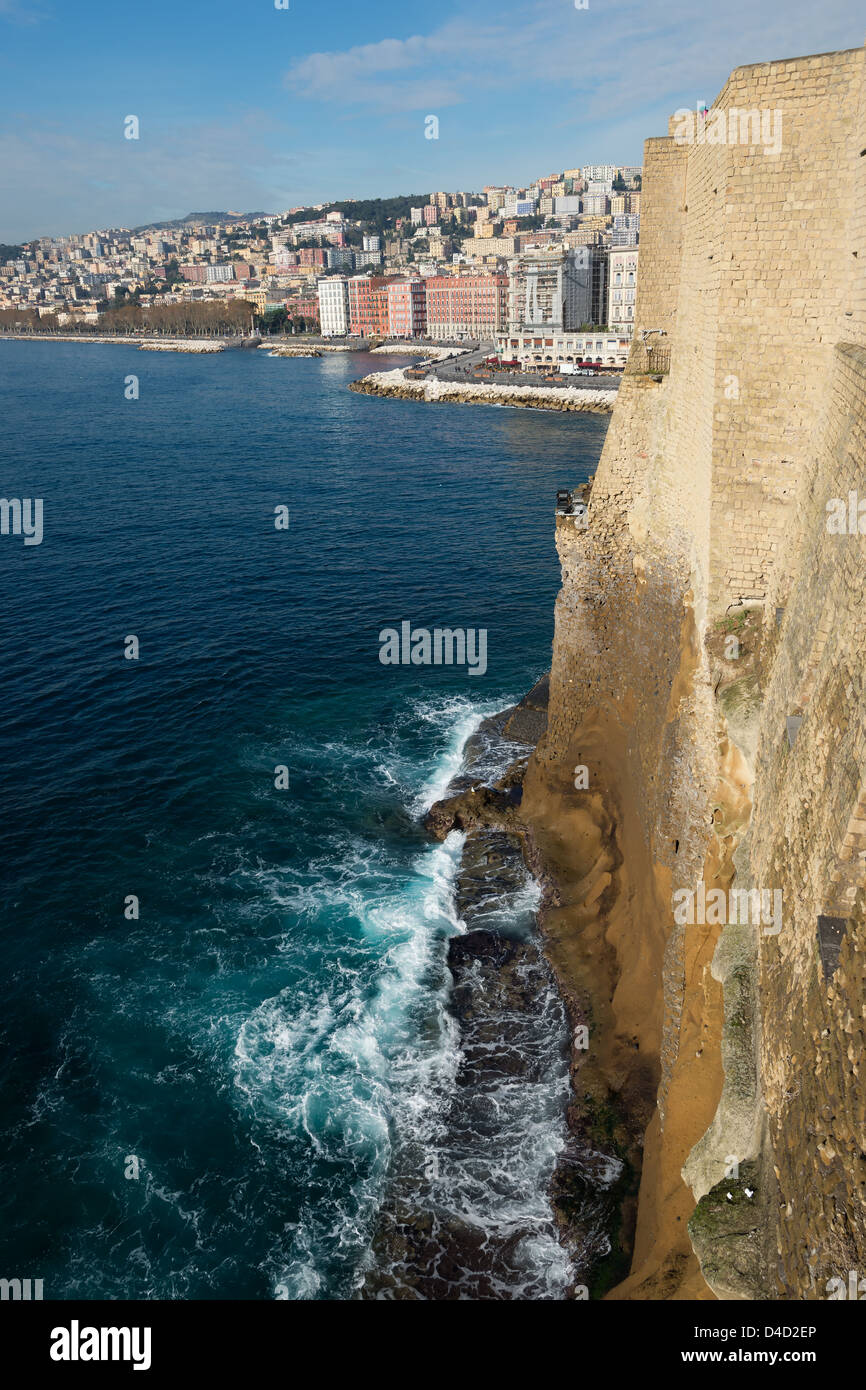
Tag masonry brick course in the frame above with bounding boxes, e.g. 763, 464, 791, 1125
535, 43, 866, 1297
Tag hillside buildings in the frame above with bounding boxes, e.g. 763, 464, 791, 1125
1, 162, 642, 345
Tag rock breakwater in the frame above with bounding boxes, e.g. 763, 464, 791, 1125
350, 368, 615, 413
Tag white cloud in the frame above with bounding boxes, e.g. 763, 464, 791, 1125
283, 0, 865, 119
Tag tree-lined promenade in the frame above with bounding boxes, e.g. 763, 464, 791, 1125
0, 300, 260, 337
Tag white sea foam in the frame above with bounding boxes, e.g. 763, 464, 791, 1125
229, 693, 583, 1299
408, 693, 517, 814
232, 801, 467, 1296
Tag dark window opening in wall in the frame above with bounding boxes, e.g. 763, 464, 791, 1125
817, 915, 848, 981
786, 715, 803, 748
775, 607, 785, 628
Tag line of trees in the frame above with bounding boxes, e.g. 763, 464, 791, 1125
258, 307, 317, 335
283, 195, 430, 237
0, 299, 255, 337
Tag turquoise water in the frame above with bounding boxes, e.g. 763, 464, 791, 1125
0, 340, 608, 1299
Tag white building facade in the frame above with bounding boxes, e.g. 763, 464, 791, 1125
494, 328, 631, 368
317, 276, 350, 336
607, 249, 639, 336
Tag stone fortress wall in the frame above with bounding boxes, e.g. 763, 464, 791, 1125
528, 42, 866, 1297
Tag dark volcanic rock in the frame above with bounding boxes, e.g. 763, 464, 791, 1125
454, 830, 529, 926
361, 672, 620, 1301
424, 784, 520, 840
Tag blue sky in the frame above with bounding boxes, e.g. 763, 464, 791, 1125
0, 0, 863, 240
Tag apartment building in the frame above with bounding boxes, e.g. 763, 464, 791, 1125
465, 236, 520, 260
503, 196, 537, 218
607, 248, 638, 336
347, 275, 390, 337
318, 275, 350, 336
507, 245, 604, 333
565, 229, 604, 248
245, 288, 268, 314
425, 272, 508, 341
387, 278, 427, 338
483, 187, 508, 212
583, 164, 618, 183
293, 294, 320, 325
611, 214, 640, 249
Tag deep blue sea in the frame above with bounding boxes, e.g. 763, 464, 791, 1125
0, 340, 608, 1300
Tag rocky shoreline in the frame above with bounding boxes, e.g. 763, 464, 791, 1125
368, 343, 460, 359
350, 367, 616, 413
138, 340, 224, 352
361, 677, 631, 1300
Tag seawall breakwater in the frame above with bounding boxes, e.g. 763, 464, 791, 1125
350, 368, 615, 413
0, 333, 230, 350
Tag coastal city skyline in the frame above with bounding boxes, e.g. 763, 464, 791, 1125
1, 0, 864, 242
0, 169, 644, 366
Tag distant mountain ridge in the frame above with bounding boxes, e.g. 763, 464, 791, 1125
130, 211, 272, 233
